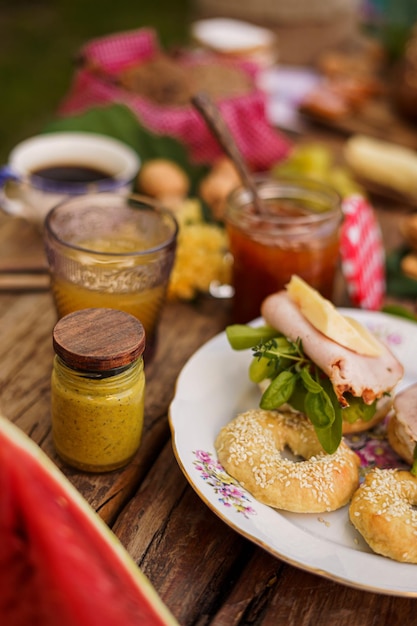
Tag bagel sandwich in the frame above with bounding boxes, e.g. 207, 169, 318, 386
227, 276, 404, 453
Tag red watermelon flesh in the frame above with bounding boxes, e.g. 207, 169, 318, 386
0, 416, 178, 626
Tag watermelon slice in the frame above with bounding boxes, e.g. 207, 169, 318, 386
0, 415, 178, 625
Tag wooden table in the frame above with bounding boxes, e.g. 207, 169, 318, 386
1, 131, 417, 625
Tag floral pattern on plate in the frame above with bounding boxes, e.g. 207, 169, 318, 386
346, 418, 409, 480
193, 450, 257, 518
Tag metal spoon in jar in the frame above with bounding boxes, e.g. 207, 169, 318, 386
191, 91, 267, 216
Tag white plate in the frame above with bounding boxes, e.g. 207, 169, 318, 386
169, 310, 417, 596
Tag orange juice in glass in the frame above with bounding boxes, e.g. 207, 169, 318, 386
44, 193, 178, 361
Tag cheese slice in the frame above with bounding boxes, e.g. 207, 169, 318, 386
286, 275, 383, 357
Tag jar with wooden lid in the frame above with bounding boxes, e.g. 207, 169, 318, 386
51, 308, 146, 472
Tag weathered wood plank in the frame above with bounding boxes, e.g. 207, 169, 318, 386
1, 191, 417, 626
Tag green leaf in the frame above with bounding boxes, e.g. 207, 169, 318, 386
287, 378, 309, 413
260, 371, 297, 410
314, 414, 343, 455
304, 380, 342, 453
299, 367, 322, 393
249, 355, 276, 383
412, 444, 417, 477
259, 336, 298, 360
226, 324, 278, 350
304, 390, 335, 430
341, 395, 377, 424
385, 247, 417, 298
382, 303, 417, 322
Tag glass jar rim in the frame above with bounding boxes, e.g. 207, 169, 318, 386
44, 192, 178, 257
225, 175, 342, 226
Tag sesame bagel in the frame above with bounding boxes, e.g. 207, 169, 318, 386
215, 409, 360, 513
349, 468, 417, 563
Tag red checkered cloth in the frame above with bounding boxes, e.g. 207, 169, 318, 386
340, 195, 386, 310
59, 28, 292, 171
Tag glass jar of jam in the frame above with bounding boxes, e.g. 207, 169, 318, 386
51, 308, 146, 472
225, 176, 343, 323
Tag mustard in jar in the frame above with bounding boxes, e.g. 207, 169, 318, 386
51, 308, 146, 472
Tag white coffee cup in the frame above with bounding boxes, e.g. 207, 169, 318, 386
0, 132, 140, 224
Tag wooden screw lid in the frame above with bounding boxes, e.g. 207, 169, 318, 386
53, 308, 146, 371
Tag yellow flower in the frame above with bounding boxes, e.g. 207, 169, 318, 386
168, 199, 231, 300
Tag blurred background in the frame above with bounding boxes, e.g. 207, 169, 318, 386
2, 0, 417, 303
0, 0, 191, 162
2, 0, 417, 163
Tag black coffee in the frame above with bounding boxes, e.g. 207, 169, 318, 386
32, 164, 113, 184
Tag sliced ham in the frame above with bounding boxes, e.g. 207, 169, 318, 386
394, 384, 417, 440
261, 291, 404, 406
388, 383, 417, 465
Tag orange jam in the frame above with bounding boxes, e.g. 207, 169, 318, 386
225, 178, 343, 323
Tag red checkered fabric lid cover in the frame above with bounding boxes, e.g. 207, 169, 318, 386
340, 195, 385, 310
59, 28, 291, 171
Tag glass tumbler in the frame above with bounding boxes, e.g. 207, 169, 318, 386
225, 176, 343, 323
44, 193, 178, 360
